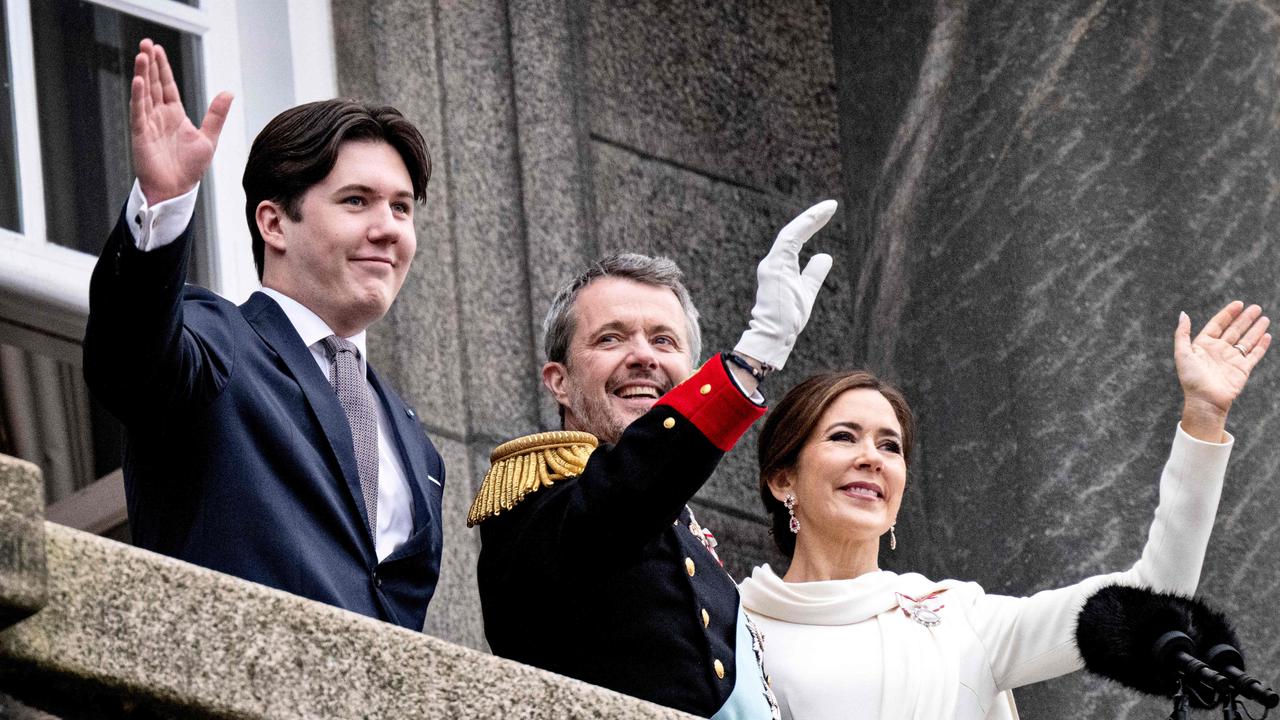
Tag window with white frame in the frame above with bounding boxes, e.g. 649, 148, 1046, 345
0, 0, 336, 539
32, 0, 208, 265
0, 7, 18, 233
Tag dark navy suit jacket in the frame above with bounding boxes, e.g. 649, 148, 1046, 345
84, 210, 444, 630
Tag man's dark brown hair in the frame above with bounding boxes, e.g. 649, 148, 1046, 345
242, 99, 432, 280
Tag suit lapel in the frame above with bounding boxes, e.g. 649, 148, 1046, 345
370, 368, 437, 562
241, 292, 374, 542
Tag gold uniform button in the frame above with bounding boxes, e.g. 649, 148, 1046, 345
714, 659, 725, 679
685, 557, 696, 576
699, 383, 712, 395
663, 417, 676, 429
701, 608, 710, 627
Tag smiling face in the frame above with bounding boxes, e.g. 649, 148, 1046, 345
258, 139, 417, 337
542, 276, 695, 443
770, 388, 908, 548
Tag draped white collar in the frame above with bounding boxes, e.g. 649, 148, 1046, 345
739, 565, 1019, 720
739, 564, 945, 625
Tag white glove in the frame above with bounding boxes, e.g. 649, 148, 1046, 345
733, 200, 837, 371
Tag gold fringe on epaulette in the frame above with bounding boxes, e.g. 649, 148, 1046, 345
466, 430, 598, 527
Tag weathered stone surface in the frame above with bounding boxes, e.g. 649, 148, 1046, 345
421, 436, 485, 651
0, 456, 45, 628
508, 0, 600, 431
585, 0, 841, 202
835, 1, 1280, 716
338, 0, 470, 436
434, 0, 545, 440
329, 0, 378, 96
345, 0, 549, 441
593, 141, 856, 511
372, 254, 467, 440
0, 524, 694, 720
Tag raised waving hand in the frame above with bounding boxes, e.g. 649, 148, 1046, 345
130, 38, 233, 204
734, 200, 838, 372
1175, 301, 1271, 441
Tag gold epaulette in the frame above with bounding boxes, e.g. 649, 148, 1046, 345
466, 430, 598, 527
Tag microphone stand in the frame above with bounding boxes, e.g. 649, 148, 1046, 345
1222, 693, 1242, 720
1169, 679, 1190, 720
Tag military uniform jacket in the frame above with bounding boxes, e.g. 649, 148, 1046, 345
478, 354, 767, 717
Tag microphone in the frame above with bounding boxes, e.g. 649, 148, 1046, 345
1205, 644, 1280, 709
1152, 630, 1230, 694
1175, 586, 1280, 709
1076, 585, 1227, 708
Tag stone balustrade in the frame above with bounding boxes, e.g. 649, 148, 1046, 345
0, 454, 691, 719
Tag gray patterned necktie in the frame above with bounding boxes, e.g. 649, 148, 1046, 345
320, 335, 378, 537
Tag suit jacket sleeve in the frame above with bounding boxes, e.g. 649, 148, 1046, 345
961, 423, 1232, 690
84, 208, 233, 427
512, 353, 765, 564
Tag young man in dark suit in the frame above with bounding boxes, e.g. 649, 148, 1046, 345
83, 39, 445, 630
472, 202, 838, 718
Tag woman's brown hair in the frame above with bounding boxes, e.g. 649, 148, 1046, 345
758, 371, 916, 557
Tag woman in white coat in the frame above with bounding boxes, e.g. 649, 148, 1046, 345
738, 302, 1271, 720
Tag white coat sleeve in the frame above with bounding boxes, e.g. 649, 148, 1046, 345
963, 423, 1232, 690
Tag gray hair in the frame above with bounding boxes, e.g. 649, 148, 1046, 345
543, 253, 703, 366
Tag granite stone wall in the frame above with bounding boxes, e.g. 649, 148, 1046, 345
835, 1, 1280, 717
332, 0, 850, 651
333, 1, 1280, 717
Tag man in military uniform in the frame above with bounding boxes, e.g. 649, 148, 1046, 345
471, 201, 838, 718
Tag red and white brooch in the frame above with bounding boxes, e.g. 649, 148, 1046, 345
896, 589, 948, 627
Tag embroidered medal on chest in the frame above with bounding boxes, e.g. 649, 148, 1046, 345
746, 617, 782, 720
686, 511, 724, 566
895, 589, 948, 627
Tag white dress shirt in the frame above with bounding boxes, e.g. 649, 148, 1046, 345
125, 180, 415, 561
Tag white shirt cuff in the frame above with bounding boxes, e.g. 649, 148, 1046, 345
125, 179, 200, 251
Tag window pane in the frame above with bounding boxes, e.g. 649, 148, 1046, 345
30, 0, 207, 281
0, 5, 20, 232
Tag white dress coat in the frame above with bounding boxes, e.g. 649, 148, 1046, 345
739, 424, 1232, 720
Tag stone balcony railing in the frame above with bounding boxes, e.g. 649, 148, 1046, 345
0, 455, 692, 719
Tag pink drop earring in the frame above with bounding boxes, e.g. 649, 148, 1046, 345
784, 493, 799, 534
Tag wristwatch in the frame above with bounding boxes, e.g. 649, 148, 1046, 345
725, 351, 771, 382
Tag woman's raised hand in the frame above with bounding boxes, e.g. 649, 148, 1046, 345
1174, 301, 1271, 441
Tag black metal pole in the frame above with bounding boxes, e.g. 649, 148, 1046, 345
1223, 694, 1241, 720
1169, 679, 1191, 720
